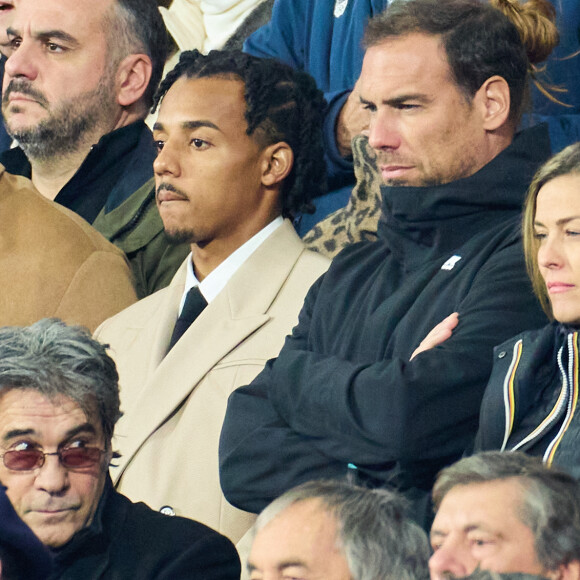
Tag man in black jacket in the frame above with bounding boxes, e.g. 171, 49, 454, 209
0, 319, 240, 579
219, 0, 557, 527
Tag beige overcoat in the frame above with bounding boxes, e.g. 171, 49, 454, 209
95, 220, 330, 543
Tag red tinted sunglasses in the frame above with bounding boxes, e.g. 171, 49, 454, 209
1, 447, 107, 471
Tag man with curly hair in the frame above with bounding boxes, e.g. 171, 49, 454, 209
95, 50, 330, 545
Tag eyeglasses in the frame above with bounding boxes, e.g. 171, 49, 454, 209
1, 447, 107, 471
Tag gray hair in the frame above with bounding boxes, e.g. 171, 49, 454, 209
255, 480, 430, 580
103, 0, 170, 110
0, 319, 121, 444
433, 451, 580, 571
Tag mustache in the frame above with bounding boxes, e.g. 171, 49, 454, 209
3, 79, 49, 108
375, 153, 412, 166
156, 182, 188, 200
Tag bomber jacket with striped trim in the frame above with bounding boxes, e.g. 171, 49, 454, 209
475, 322, 580, 477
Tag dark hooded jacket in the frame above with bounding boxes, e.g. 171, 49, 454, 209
219, 125, 551, 525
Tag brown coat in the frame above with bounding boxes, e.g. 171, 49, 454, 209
0, 166, 137, 331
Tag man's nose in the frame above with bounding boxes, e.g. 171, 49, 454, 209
33, 455, 70, 495
153, 141, 181, 178
4, 38, 41, 81
428, 540, 476, 580
367, 110, 401, 152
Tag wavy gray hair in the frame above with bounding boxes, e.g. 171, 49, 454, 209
0, 318, 121, 444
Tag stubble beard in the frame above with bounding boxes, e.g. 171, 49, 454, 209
2, 70, 118, 163
163, 227, 196, 246
380, 151, 482, 188
157, 181, 197, 246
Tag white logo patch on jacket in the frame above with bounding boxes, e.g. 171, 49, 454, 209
441, 255, 462, 270
334, 0, 348, 17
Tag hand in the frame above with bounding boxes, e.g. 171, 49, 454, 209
410, 312, 459, 360
336, 77, 370, 158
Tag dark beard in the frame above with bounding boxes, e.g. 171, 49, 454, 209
2, 74, 116, 162
163, 228, 195, 246
9, 109, 99, 161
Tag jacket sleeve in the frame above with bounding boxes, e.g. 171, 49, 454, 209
55, 250, 137, 333
243, 0, 307, 68
220, 240, 547, 510
219, 276, 348, 513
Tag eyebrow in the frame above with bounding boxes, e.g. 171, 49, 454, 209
153, 120, 221, 133
3, 422, 98, 443
247, 560, 309, 573
361, 92, 430, 105
7, 27, 80, 48
534, 216, 580, 227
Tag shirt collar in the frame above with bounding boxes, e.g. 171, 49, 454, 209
179, 216, 284, 314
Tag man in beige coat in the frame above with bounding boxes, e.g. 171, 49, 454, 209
0, 165, 136, 331
95, 50, 330, 544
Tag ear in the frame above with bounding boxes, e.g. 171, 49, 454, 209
546, 560, 580, 580
260, 142, 294, 188
115, 54, 153, 108
474, 75, 511, 131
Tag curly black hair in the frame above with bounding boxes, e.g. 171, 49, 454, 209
154, 50, 327, 217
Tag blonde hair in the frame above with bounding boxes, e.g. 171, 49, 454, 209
523, 143, 580, 318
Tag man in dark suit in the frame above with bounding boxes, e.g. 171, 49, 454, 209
0, 319, 240, 579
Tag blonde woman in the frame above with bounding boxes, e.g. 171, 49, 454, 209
474, 143, 580, 475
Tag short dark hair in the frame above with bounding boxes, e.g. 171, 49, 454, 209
154, 50, 327, 217
106, 0, 170, 110
0, 319, 121, 443
433, 451, 580, 571
364, 0, 559, 125
256, 480, 430, 580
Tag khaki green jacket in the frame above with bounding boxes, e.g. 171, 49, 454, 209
93, 178, 190, 299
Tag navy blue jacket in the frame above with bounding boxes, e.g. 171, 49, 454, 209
475, 323, 580, 478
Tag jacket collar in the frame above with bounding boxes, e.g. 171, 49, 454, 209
49, 476, 116, 571
377, 124, 552, 268
0, 121, 155, 223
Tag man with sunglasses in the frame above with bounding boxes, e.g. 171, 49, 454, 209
0, 318, 240, 579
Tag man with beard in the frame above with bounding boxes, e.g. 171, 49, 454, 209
0, 0, 189, 298
94, 50, 330, 545
218, 0, 557, 528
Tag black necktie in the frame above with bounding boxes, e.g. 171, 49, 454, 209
167, 286, 207, 352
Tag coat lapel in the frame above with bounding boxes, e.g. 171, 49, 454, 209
113, 221, 306, 479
